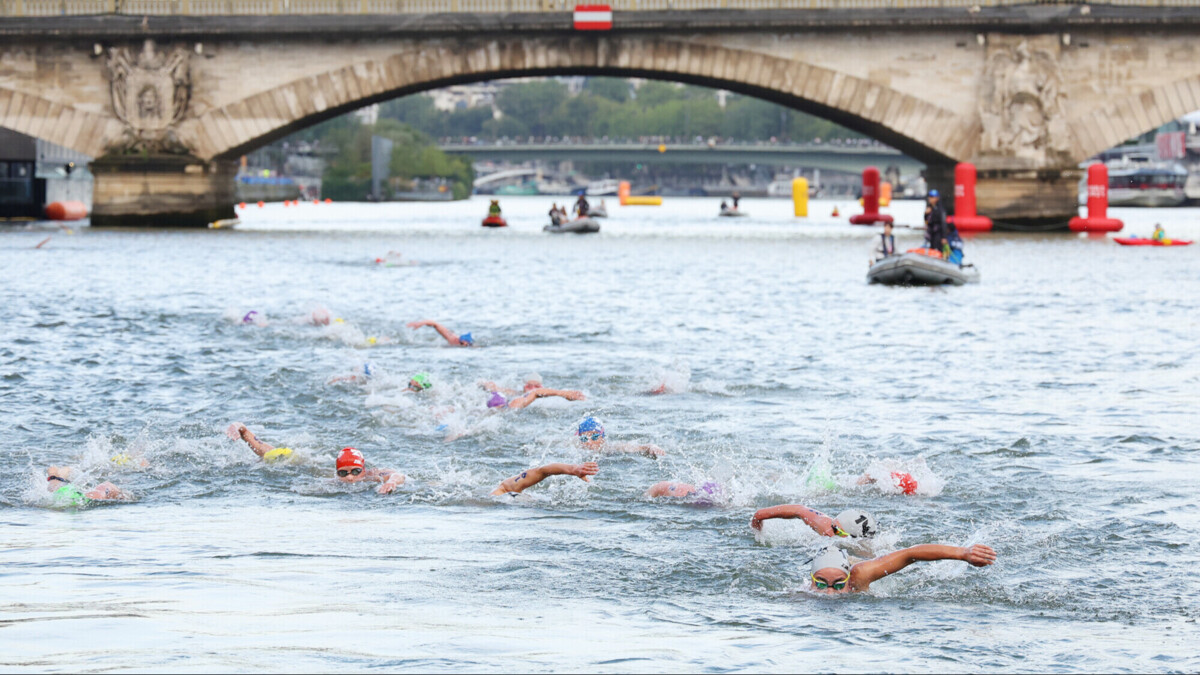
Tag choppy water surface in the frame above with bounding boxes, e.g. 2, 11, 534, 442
2, 196, 1199, 672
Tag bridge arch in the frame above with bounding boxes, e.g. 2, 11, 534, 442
1068, 73, 1200, 162
181, 36, 971, 166
0, 87, 119, 158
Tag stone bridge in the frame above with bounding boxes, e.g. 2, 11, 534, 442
2, 2, 1200, 227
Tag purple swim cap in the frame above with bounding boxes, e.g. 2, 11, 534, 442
242, 311, 258, 324
487, 392, 507, 408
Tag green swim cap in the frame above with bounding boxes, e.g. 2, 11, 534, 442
805, 464, 838, 492
53, 484, 90, 507
411, 373, 432, 390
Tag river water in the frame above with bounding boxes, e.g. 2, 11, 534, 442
2, 196, 1198, 672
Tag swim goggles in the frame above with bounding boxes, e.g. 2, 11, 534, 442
811, 574, 849, 591
831, 523, 850, 538
579, 431, 604, 442
47, 475, 67, 483
336, 468, 363, 477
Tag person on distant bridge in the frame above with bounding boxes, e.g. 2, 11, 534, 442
573, 194, 590, 218
488, 199, 502, 217
407, 319, 475, 347
923, 189, 947, 254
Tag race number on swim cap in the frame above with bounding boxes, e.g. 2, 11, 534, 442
336, 447, 364, 470
809, 547, 851, 576
834, 509, 877, 538
487, 392, 508, 408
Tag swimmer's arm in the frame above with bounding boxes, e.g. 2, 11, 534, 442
229, 423, 274, 458
490, 462, 599, 495
506, 388, 586, 409
749, 504, 835, 534
85, 482, 128, 501
374, 469, 407, 494
406, 319, 459, 346
849, 544, 997, 591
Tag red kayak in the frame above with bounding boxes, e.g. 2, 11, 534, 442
481, 215, 507, 228
1114, 237, 1192, 247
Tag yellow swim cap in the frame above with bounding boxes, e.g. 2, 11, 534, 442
111, 453, 132, 466
263, 447, 293, 462
367, 336, 377, 345
334, 318, 345, 324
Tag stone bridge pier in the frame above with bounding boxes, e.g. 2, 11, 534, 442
2, 7, 1199, 229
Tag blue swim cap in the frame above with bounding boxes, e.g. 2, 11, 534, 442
458, 333, 474, 346
577, 417, 605, 437
363, 363, 373, 377
928, 189, 940, 197
487, 392, 507, 408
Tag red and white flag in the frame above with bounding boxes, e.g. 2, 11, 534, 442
574, 4, 613, 31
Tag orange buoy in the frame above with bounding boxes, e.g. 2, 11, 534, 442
257, 201, 265, 208
324, 198, 332, 204
831, 206, 840, 217
45, 201, 88, 221
313, 199, 319, 205
238, 202, 246, 209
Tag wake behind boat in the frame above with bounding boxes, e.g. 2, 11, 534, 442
868, 251, 980, 286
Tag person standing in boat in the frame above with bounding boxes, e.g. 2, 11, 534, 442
731, 191, 741, 210
924, 189, 947, 253
573, 194, 590, 218
872, 222, 897, 263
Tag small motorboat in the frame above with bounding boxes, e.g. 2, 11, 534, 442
719, 207, 748, 217
208, 218, 240, 229
588, 205, 608, 218
868, 251, 980, 286
481, 214, 508, 228
1113, 237, 1192, 247
544, 217, 600, 234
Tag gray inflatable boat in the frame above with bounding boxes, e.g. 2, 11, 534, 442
544, 217, 601, 234
719, 207, 748, 217
867, 252, 980, 286
588, 205, 608, 218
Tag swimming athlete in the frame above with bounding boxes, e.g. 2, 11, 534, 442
750, 504, 877, 538
807, 543, 996, 594
407, 372, 433, 392
44, 466, 128, 506
227, 422, 297, 462
491, 462, 599, 496
479, 374, 545, 397
328, 362, 376, 385
645, 481, 722, 504
575, 417, 664, 457
406, 319, 475, 347
486, 387, 585, 410
334, 447, 406, 494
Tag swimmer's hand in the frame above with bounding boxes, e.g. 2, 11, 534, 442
559, 390, 586, 401
638, 444, 665, 458
856, 474, 876, 485
750, 516, 763, 531
226, 422, 247, 440
406, 320, 434, 329
570, 462, 600, 482
377, 473, 407, 494
961, 544, 997, 567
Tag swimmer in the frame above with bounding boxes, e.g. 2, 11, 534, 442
750, 504, 877, 538
406, 319, 475, 347
407, 372, 433, 392
44, 466, 129, 506
807, 543, 996, 594
227, 422, 296, 463
329, 362, 376, 385
645, 481, 722, 504
307, 306, 332, 326
240, 310, 268, 326
334, 447, 406, 494
491, 462, 599, 496
486, 387, 585, 411
576, 417, 664, 458
857, 471, 919, 495
478, 373, 545, 397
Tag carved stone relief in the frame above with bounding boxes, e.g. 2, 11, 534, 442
106, 40, 191, 153
978, 38, 1071, 166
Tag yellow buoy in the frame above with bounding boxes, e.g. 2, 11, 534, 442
623, 196, 663, 206
792, 177, 809, 217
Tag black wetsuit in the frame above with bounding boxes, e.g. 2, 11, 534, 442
574, 197, 589, 217
925, 201, 947, 250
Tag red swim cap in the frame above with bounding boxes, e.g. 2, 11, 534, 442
891, 471, 918, 495
336, 447, 364, 470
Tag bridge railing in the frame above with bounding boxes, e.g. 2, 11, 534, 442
4, 0, 1200, 16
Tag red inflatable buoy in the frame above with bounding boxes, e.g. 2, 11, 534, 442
849, 167, 893, 225
1069, 164, 1123, 233
947, 162, 993, 232
45, 201, 88, 221
481, 215, 508, 228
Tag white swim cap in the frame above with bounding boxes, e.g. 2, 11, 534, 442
809, 547, 851, 576
834, 509, 877, 538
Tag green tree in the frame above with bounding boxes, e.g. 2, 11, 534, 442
495, 80, 569, 137
584, 77, 630, 103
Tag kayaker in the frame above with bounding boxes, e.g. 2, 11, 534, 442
488, 199, 502, 217
407, 319, 475, 347
1152, 223, 1166, 241
573, 194, 590, 217
807, 544, 996, 594
750, 503, 877, 538
924, 189, 947, 253
549, 203, 562, 226
872, 222, 897, 262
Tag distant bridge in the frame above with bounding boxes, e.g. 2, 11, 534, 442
441, 142, 922, 175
